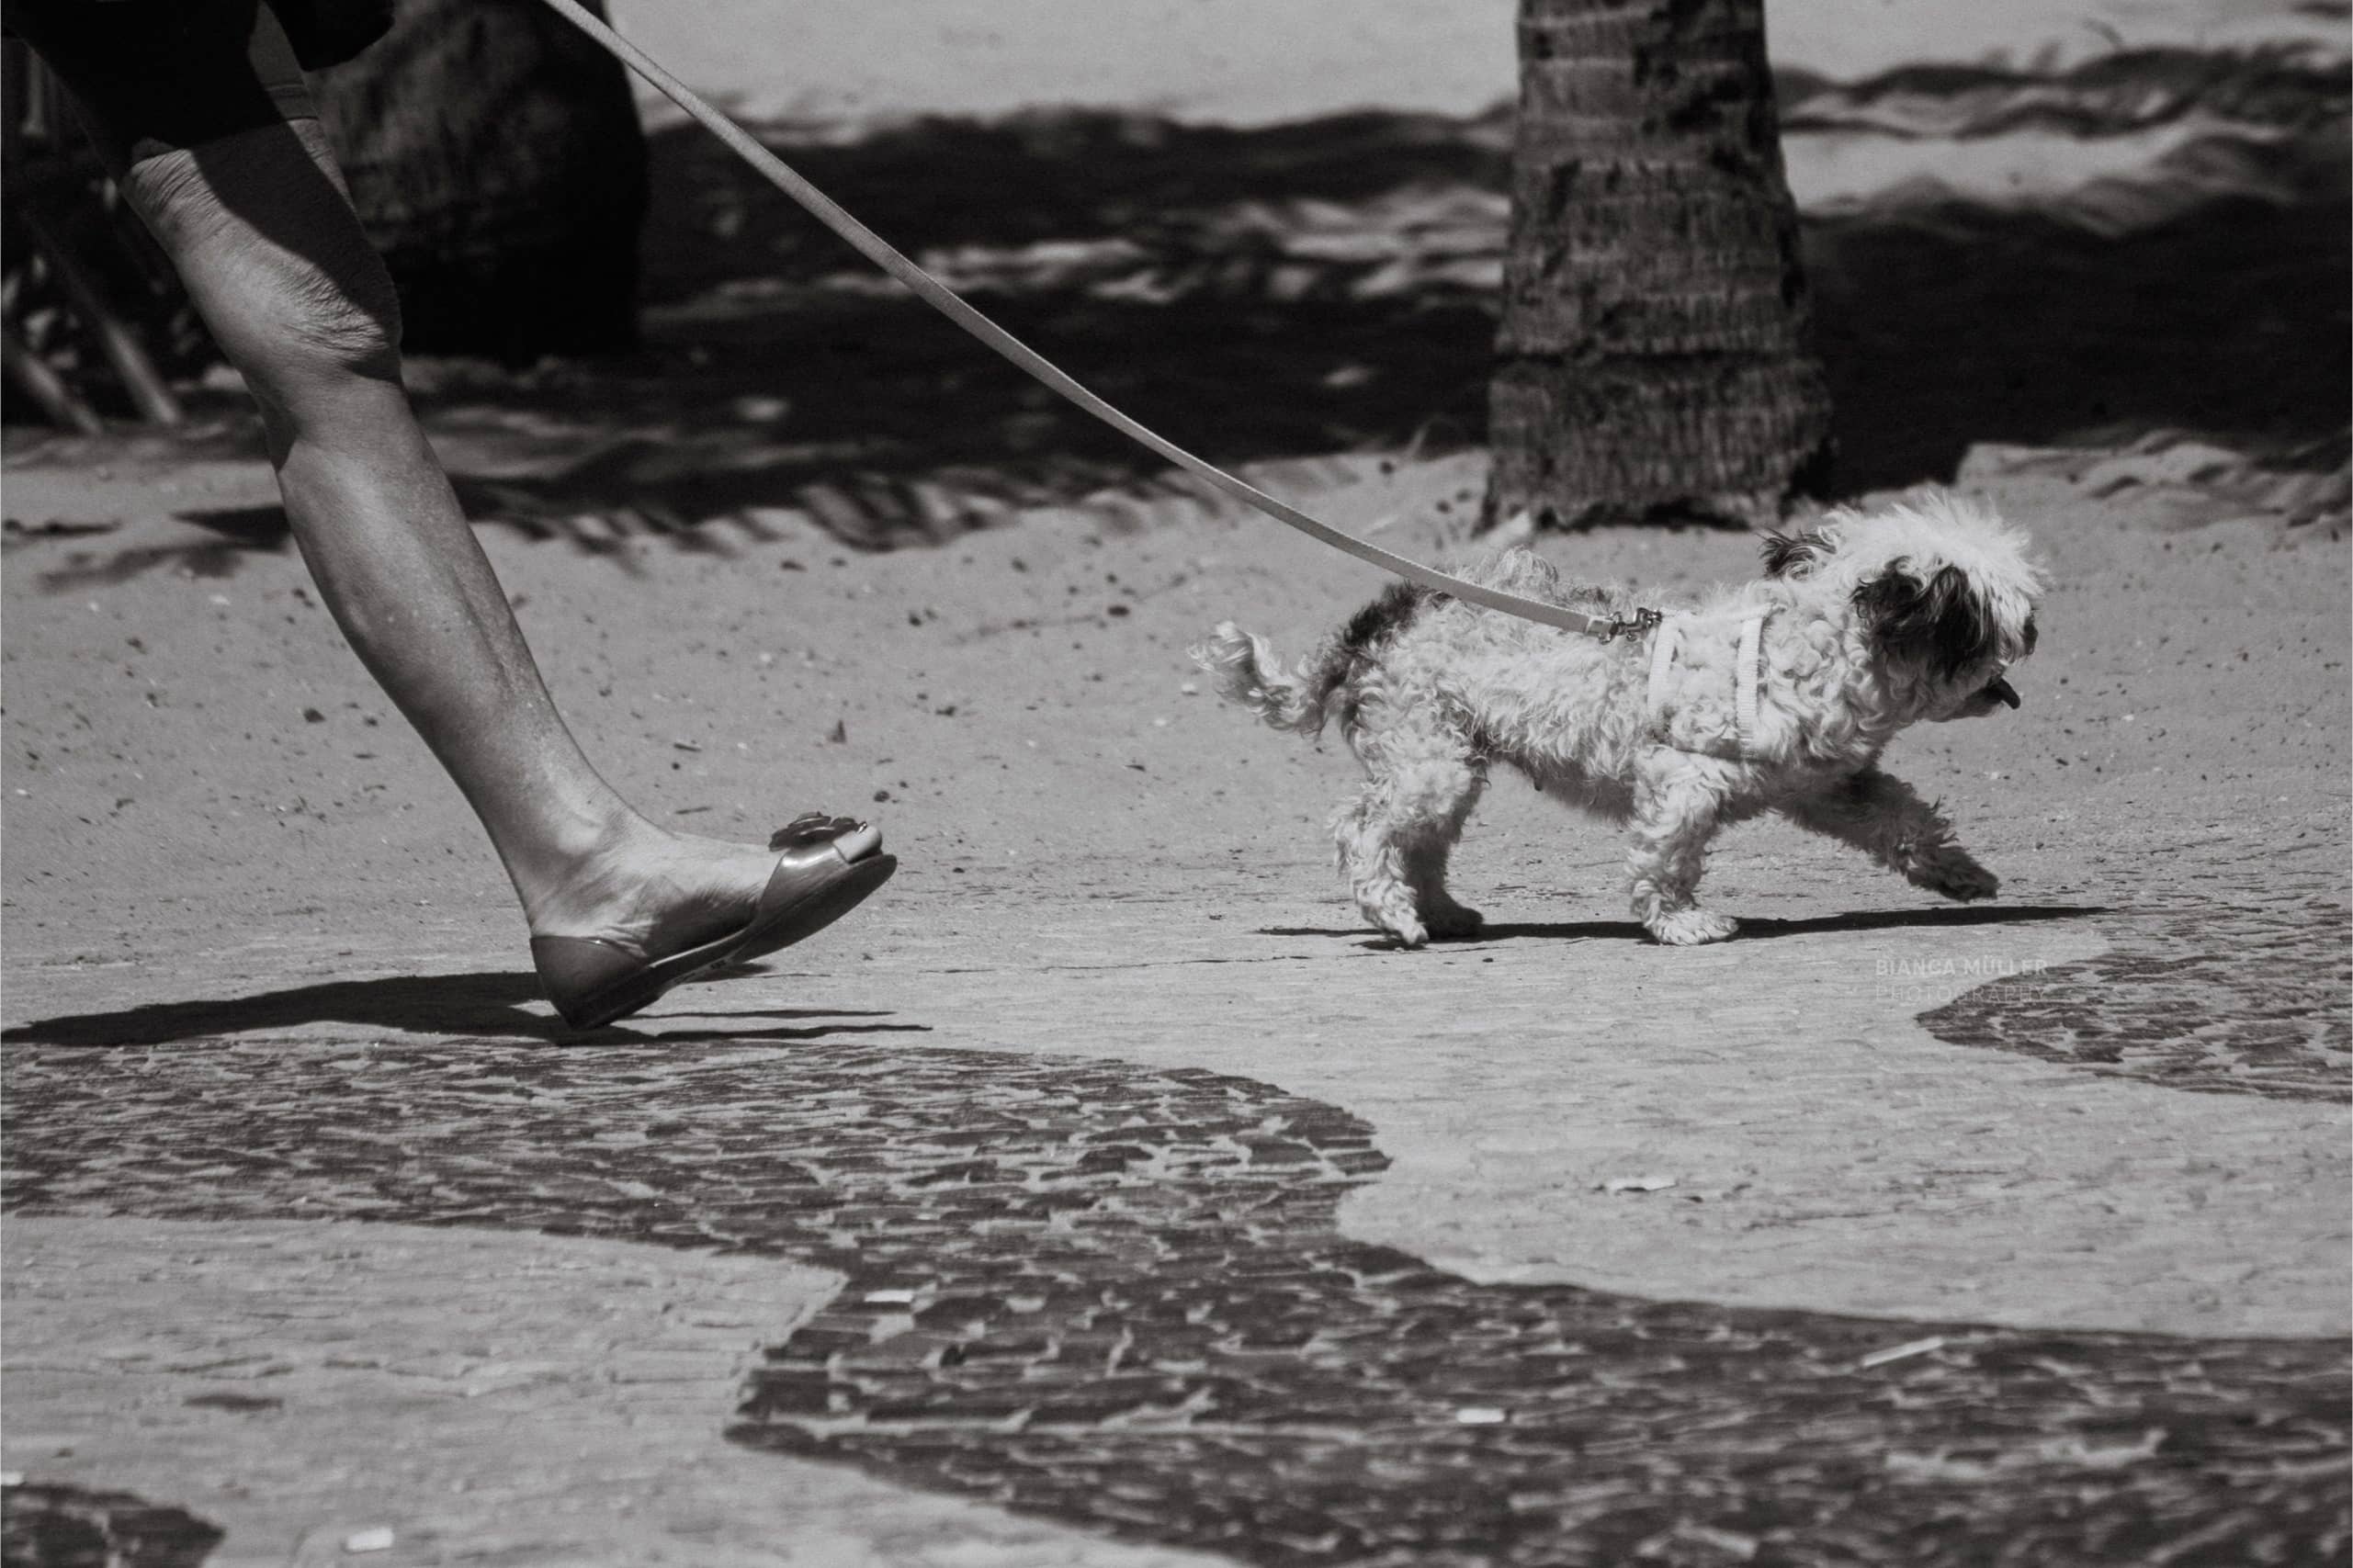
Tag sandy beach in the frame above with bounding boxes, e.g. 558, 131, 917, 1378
610, 0, 2347, 123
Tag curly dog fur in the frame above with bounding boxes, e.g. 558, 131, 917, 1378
1193, 491, 2042, 947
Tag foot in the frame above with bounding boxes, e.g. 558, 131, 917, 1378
528, 812, 894, 1028
1352, 875, 1432, 950
1382, 918, 1431, 950
1649, 908, 1739, 946
1420, 901, 1485, 941
1910, 852, 1998, 902
525, 814, 881, 961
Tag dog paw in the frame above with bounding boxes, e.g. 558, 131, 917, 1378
1649, 908, 1739, 946
1422, 904, 1485, 941
1915, 855, 1998, 901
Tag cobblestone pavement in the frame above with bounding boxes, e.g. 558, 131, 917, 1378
2, 1217, 1221, 1568
1921, 882, 2349, 1103
6, 989, 2347, 1566
2, 1483, 220, 1568
6, 841, 2347, 1564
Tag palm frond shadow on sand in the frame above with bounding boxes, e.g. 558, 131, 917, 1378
46, 46, 2347, 583
436, 51, 2347, 551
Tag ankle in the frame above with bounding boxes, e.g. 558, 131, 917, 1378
510, 808, 665, 935
517, 823, 792, 953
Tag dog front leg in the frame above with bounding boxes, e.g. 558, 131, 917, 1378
1626, 761, 1737, 944
1779, 767, 1997, 900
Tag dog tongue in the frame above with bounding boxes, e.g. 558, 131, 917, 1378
1985, 676, 2020, 709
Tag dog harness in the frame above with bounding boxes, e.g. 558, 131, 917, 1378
1644, 609, 1775, 760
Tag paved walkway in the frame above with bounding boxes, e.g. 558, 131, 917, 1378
3, 1217, 1219, 1568
4, 462, 2347, 1564
6, 836, 2347, 1565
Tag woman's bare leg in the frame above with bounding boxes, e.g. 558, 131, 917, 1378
119, 119, 831, 956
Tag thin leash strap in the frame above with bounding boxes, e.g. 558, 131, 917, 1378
532, 0, 1623, 639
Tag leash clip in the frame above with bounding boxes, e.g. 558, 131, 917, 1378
1597, 606, 1663, 643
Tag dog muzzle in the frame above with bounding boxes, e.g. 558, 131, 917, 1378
1984, 675, 2020, 709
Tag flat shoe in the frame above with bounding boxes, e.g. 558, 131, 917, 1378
530, 814, 896, 1029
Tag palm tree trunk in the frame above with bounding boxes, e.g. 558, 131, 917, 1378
307, 0, 647, 359
1489, 0, 1832, 528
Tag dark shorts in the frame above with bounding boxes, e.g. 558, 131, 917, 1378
9, 0, 318, 173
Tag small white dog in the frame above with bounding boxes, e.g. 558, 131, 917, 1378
1193, 491, 2041, 947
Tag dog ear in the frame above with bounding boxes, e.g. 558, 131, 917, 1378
1759, 529, 1831, 578
1853, 560, 1997, 680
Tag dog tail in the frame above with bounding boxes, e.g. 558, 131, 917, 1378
1191, 622, 1345, 736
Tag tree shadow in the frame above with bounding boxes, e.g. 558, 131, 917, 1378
1808, 191, 2349, 493
25, 500, 293, 591
452, 70, 2344, 548
404, 286, 1500, 556
23, 53, 2344, 586
0, 968, 923, 1046
1261, 902, 2104, 948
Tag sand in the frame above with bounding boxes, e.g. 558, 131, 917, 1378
609, 0, 2345, 126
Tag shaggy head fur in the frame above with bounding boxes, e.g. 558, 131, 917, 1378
1766, 491, 2042, 722
1193, 489, 2042, 950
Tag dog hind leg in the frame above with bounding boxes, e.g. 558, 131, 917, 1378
1333, 784, 1428, 947
1333, 731, 1488, 947
1397, 753, 1488, 940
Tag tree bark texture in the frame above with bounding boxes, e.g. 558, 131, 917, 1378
308, 0, 647, 358
1489, 0, 1833, 528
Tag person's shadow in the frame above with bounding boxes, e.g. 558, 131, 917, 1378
0, 968, 926, 1047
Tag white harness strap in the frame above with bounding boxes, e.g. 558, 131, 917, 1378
1646, 610, 1771, 759
1645, 617, 1682, 717
1734, 611, 1768, 752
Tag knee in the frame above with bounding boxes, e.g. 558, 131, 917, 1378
208, 223, 405, 399
128, 143, 404, 400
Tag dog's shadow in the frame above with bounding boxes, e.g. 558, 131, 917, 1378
1261, 902, 2104, 949
0, 968, 927, 1048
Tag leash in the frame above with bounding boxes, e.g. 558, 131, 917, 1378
534, 0, 1650, 641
